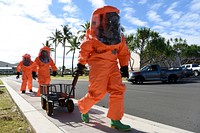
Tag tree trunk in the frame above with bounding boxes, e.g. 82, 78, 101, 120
61, 44, 66, 77
54, 43, 56, 65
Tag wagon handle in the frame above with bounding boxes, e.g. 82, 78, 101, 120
72, 73, 79, 89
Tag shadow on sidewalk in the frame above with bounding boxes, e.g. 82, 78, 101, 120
44, 105, 145, 133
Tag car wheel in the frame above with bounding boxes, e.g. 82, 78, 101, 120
135, 76, 144, 84
168, 75, 177, 83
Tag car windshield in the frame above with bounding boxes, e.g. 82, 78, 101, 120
192, 64, 199, 67
140, 65, 150, 71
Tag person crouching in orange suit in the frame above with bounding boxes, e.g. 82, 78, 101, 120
32, 46, 57, 96
76, 6, 131, 131
16, 54, 34, 93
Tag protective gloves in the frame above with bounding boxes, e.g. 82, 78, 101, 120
16, 72, 20, 79
120, 66, 129, 78
32, 71, 37, 80
74, 63, 85, 76
52, 71, 57, 77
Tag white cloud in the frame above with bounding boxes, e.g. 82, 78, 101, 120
175, 13, 200, 30
147, 10, 162, 22
150, 3, 163, 10
123, 7, 147, 26
161, 31, 199, 45
123, 7, 135, 14
63, 4, 78, 14
190, 0, 200, 12
0, 0, 78, 68
138, 0, 147, 5
59, 0, 72, 3
88, 0, 105, 9
151, 25, 164, 31
159, 21, 171, 27
165, 2, 178, 15
164, 2, 183, 20
128, 17, 147, 27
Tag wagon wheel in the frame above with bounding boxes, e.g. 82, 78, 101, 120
46, 101, 53, 116
41, 97, 46, 110
66, 99, 74, 113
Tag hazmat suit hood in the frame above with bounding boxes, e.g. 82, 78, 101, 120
39, 46, 50, 63
89, 6, 122, 45
22, 53, 31, 66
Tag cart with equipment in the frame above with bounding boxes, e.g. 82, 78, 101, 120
40, 74, 79, 116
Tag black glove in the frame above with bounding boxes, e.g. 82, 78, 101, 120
120, 66, 129, 78
16, 72, 20, 79
52, 71, 57, 77
32, 71, 37, 80
74, 63, 85, 76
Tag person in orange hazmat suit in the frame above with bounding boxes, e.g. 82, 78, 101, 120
32, 46, 57, 96
76, 6, 131, 131
16, 54, 34, 93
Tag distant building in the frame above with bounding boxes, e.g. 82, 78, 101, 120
0, 61, 18, 75
131, 52, 140, 70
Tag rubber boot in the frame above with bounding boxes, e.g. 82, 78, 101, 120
110, 120, 131, 131
81, 113, 89, 123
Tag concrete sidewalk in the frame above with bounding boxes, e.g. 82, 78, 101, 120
1, 77, 194, 133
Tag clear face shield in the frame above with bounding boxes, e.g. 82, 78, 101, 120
23, 58, 31, 66
39, 50, 50, 63
96, 12, 121, 45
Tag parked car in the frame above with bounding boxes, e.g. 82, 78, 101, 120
179, 67, 193, 77
127, 64, 185, 84
181, 64, 200, 76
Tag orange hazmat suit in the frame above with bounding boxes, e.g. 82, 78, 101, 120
16, 54, 34, 92
32, 46, 57, 96
77, 6, 130, 121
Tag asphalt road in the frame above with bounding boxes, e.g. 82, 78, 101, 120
14, 76, 200, 133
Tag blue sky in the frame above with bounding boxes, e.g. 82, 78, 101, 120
0, 0, 200, 68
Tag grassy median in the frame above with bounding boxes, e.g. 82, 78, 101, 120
0, 80, 33, 133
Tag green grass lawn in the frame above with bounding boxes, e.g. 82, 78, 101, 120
0, 80, 33, 133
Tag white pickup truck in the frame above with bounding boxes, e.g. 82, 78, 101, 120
181, 64, 200, 76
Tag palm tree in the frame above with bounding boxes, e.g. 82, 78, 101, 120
60, 25, 72, 77
48, 29, 62, 66
77, 21, 90, 41
42, 40, 54, 51
66, 36, 81, 74
170, 37, 188, 66
128, 27, 151, 68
